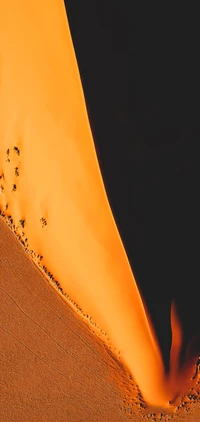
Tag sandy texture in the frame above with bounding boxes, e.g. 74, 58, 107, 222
0, 0, 199, 409
0, 0, 170, 406
0, 218, 138, 422
0, 218, 200, 422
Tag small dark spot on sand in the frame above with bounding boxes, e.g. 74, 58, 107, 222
40, 217, 47, 227
19, 219, 25, 228
15, 167, 19, 177
13, 146, 20, 155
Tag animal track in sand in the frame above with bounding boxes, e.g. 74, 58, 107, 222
1, 146, 21, 198
40, 217, 47, 228
19, 218, 25, 228
13, 145, 20, 156
0, 146, 26, 246
6, 148, 10, 162
14, 167, 19, 177
0, 206, 108, 340
0, 177, 5, 199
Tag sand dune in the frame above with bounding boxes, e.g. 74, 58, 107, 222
0, 0, 199, 411
0, 218, 140, 421
1, 218, 200, 421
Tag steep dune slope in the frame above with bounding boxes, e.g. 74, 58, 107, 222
0, 0, 199, 408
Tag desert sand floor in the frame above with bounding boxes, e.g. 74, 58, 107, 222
1, 218, 199, 422
1, 0, 199, 408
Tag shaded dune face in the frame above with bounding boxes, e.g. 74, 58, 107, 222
1, 218, 199, 421
0, 0, 199, 407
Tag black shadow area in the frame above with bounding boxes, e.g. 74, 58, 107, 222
64, 1, 200, 370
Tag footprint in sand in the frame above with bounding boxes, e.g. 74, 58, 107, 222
0, 183, 4, 194
14, 166, 19, 177
6, 148, 10, 162
13, 146, 20, 156
12, 183, 17, 192
40, 216, 47, 228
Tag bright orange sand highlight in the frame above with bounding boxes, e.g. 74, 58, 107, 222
0, 0, 198, 407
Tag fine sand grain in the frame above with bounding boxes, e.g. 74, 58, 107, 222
0, 0, 199, 412
0, 215, 200, 421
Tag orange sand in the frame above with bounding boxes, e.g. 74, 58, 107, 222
0, 0, 198, 407
1, 218, 200, 421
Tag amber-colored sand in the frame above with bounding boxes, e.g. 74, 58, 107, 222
0, 218, 133, 422
0, 218, 199, 421
0, 0, 199, 411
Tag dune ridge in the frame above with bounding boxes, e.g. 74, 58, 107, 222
1, 217, 200, 421
0, 0, 199, 407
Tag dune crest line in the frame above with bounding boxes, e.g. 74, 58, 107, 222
0, 0, 198, 407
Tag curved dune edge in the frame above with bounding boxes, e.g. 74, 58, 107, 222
1, 217, 200, 422
0, 0, 199, 407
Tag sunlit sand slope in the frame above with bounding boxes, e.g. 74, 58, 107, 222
0, 0, 198, 407
1, 218, 200, 421
0, 218, 140, 421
